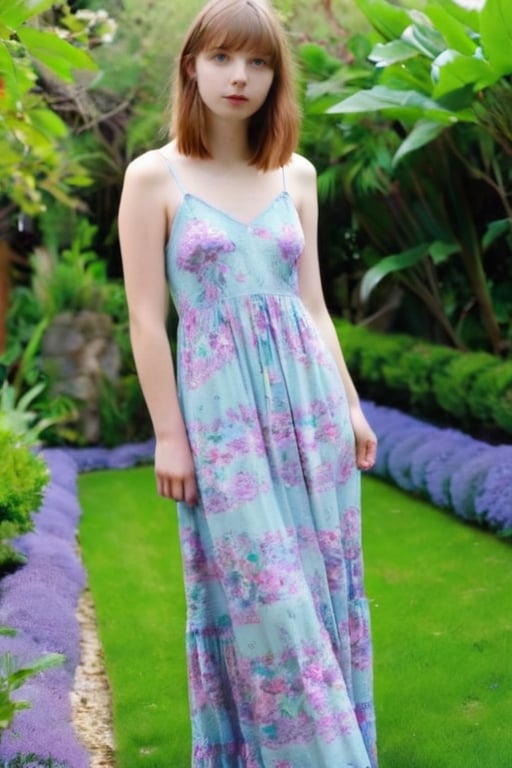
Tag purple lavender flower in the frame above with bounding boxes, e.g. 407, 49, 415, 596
39, 450, 78, 493
361, 400, 512, 531
1, 669, 88, 768
387, 426, 440, 492
1, 585, 80, 669
450, 446, 512, 523
0, 442, 156, 765
410, 430, 469, 494
362, 402, 421, 478
424, 441, 486, 509
107, 438, 154, 469
60, 446, 110, 472
475, 462, 512, 532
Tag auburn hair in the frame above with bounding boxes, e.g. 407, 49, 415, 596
169, 0, 300, 170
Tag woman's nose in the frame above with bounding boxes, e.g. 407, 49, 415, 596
231, 58, 247, 84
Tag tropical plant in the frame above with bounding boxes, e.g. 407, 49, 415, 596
0, 382, 76, 447
30, 219, 113, 318
301, 0, 512, 352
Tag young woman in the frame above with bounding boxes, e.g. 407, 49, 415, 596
118, 0, 378, 765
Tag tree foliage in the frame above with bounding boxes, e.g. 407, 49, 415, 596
0, 1, 106, 218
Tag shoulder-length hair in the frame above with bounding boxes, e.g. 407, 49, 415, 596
169, 0, 300, 171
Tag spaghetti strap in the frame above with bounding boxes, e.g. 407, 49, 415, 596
281, 166, 287, 192
158, 151, 187, 194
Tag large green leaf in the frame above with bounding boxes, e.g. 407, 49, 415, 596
30, 108, 69, 140
0, 41, 37, 101
401, 21, 446, 59
356, 0, 410, 40
360, 244, 429, 301
17, 27, 97, 82
369, 40, 418, 67
482, 218, 512, 251
480, 0, 512, 75
0, 41, 16, 90
433, 0, 481, 32
424, 3, 478, 56
9, 653, 64, 690
392, 119, 446, 166
0, 0, 54, 30
328, 85, 459, 124
360, 240, 459, 301
378, 59, 433, 94
428, 240, 460, 264
432, 50, 501, 98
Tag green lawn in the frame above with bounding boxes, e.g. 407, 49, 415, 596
78, 467, 512, 768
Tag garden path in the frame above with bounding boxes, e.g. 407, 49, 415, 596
72, 587, 116, 768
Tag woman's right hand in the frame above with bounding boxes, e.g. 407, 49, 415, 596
155, 435, 199, 507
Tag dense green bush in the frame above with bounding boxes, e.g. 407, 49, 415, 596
335, 318, 512, 441
431, 352, 502, 422
0, 431, 49, 573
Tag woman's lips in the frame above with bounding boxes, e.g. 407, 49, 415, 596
225, 95, 249, 103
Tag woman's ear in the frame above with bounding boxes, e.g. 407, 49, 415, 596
185, 55, 196, 80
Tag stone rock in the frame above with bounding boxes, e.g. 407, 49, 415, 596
42, 311, 121, 445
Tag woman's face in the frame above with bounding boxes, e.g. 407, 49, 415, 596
190, 47, 274, 122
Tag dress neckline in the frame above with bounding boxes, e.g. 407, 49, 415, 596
182, 189, 290, 228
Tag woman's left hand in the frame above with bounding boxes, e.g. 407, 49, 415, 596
350, 405, 378, 471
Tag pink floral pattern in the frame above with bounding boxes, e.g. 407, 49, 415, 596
164, 189, 377, 767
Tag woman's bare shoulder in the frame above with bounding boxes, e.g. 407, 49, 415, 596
285, 153, 317, 211
123, 147, 171, 188
287, 152, 317, 182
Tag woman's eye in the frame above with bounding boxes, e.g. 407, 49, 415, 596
213, 52, 228, 62
251, 57, 266, 67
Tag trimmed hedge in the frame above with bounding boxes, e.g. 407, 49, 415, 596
335, 319, 512, 441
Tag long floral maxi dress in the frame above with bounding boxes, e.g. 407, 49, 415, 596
163, 159, 378, 768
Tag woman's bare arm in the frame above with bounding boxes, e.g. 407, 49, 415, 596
118, 152, 198, 504
293, 155, 377, 470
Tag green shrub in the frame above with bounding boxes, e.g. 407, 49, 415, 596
335, 319, 512, 440
432, 352, 502, 423
489, 365, 512, 433
0, 431, 49, 573
334, 318, 369, 371
393, 344, 457, 418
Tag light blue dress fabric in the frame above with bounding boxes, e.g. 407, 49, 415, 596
163, 157, 378, 768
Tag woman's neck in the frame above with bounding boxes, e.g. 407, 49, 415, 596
205, 117, 251, 165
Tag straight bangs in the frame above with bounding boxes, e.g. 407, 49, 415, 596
197, 2, 280, 65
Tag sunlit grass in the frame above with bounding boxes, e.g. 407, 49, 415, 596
78, 467, 512, 768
